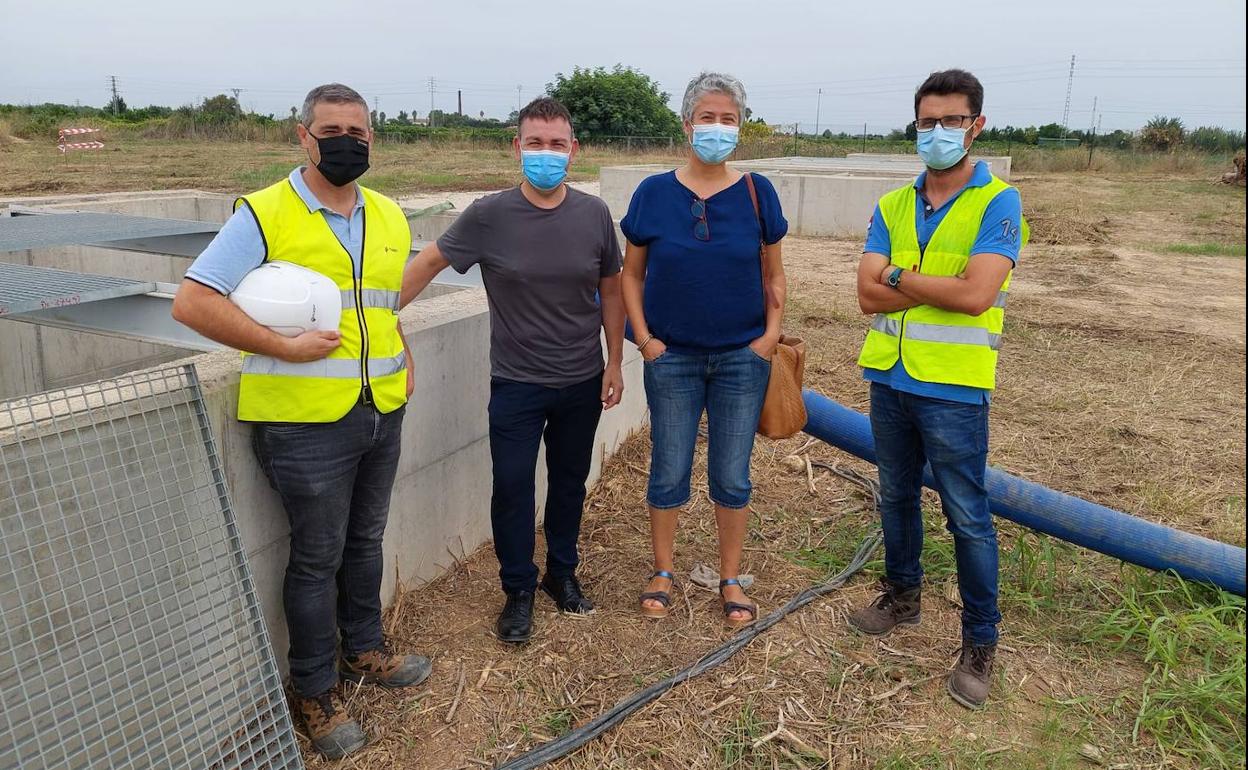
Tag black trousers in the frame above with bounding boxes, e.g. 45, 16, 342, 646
487, 373, 603, 594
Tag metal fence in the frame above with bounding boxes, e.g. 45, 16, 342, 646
0, 366, 303, 770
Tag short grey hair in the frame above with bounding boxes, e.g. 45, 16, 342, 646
300, 83, 369, 127
681, 72, 747, 122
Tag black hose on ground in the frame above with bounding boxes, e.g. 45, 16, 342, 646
495, 463, 883, 770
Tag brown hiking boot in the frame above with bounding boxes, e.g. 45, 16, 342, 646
947, 642, 996, 709
847, 579, 921, 636
291, 689, 367, 759
341, 639, 433, 689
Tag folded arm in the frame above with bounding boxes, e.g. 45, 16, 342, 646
857, 252, 921, 314
891, 252, 1013, 316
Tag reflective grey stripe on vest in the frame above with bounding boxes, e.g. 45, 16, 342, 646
994, 290, 1008, 309
870, 315, 901, 337
340, 289, 401, 311
904, 322, 1001, 350
241, 351, 407, 378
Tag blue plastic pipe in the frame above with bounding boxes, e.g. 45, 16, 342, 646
802, 390, 1247, 596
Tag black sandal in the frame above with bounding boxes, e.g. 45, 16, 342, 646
719, 578, 758, 627
639, 570, 676, 619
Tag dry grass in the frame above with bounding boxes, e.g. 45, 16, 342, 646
0, 137, 681, 198
279, 171, 1245, 769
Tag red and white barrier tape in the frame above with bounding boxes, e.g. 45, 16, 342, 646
58, 141, 105, 153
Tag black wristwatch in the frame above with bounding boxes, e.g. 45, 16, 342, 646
886, 267, 905, 288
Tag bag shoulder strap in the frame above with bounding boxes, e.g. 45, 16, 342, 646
743, 172, 776, 312
743, 172, 763, 239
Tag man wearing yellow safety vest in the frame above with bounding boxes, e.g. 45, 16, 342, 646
172, 84, 430, 759
848, 69, 1027, 710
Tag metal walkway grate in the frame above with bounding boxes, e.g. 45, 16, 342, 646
0, 366, 304, 770
0, 212, 220, 254
0, 262, 156, 317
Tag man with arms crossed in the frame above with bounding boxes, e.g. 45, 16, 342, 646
849, 69, 1027, 709
399, 97, 625, 644
173, 83, 430, 759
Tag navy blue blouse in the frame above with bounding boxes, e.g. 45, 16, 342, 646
621, 170, 788, 354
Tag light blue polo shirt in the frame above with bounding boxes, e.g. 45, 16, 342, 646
185, 166, 365, 295
862, 160, 1022, 404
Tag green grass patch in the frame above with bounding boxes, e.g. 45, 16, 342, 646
717, 701, 764, 767
1089, 568, 1246, 768
1160, 242, 1246, 257
539, 708, 574, 737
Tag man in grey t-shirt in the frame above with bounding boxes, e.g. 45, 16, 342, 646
400, 97, 624, 644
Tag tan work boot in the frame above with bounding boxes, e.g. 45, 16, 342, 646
291, 689, 367, 759
341, 639, 433, 689
847, 579, 921, 636
947, 642, 996, 709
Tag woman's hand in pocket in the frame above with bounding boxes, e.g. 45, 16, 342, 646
749, 334, 779, 361
641, 338, 668, 362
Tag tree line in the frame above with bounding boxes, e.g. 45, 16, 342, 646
3, 66, 1244, 154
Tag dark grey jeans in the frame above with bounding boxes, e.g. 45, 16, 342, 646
252, 402, 405, 696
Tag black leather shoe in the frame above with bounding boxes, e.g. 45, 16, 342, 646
540, 573, 595, 615
496, 590, 534, 644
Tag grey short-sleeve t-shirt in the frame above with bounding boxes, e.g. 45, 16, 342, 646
436, 186, 623, 387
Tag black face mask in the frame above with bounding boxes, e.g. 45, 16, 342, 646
308, 132, 369, 187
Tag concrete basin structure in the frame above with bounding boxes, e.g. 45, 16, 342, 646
0, 190, 650, 672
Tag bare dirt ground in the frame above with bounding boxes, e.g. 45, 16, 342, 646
293, 172, 1244, 770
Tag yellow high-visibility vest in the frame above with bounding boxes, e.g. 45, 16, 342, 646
235, 177, 410, 422
857, 175, 1028, 390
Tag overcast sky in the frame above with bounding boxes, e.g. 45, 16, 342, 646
2, 0, 1243, 133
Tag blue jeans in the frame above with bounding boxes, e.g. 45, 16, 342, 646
252, 402, 404, 696
488, 374, 603, 594
644, 346, 771, 509
869, 382, 1001, 645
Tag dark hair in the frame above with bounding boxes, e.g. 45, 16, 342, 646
914, 69, 983, 117
518, 97, 574, 136
301, 83, 369, 126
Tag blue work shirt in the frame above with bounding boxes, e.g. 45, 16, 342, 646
862, 161, 1022, 404
185, 166, 366, 295
620, 170, 788, 354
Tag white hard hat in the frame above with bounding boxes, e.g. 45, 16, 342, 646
229, 261, 341, 337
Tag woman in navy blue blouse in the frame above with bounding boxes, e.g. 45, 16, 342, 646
621, 72, 788, 626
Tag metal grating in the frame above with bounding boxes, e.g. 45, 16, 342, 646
0, 212, 220, 254
0, 366, 304, 770
0, 262, 156, 318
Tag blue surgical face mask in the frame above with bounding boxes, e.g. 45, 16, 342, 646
916, 124, 970, 170
690, 123, 739, 164
521, 149, 570, 191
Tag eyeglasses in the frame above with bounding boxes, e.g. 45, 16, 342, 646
913, 114, 980, 132
691, 198, 710, 241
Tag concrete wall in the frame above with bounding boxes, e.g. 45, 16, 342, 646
599, 164, 903, 238
843, 153, 1012, 181
183, 288, 648, 669
599, 154, 1013, 239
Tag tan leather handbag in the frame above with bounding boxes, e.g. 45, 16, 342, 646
744, 173, 807, 439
